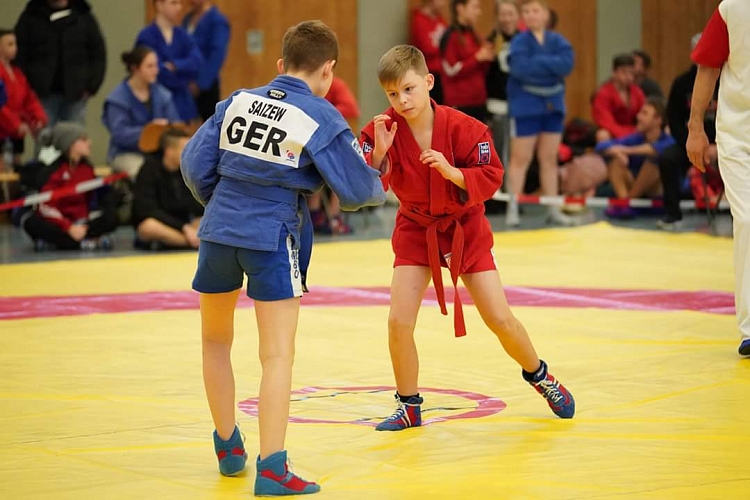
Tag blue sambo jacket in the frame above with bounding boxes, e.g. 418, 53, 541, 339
181, 75, 386, 271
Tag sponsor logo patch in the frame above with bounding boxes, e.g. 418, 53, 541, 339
478, 141, 490, 165
267, 89, 287, 100
352, 138, 365, 158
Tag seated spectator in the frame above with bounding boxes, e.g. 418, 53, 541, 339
22, 122, 119, 251
132, 127, 203, 250
632, 49, 664, 98
182, 0, 230, 122
136, 0, 203, 123
0, 28, 47, 169
102, 46, 180, 179
596, 97, 674, 218
592, 54, 645, 143
308, 76, 359, 235
657, 33, 719, 230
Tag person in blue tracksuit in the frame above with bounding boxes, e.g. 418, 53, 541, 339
182, 0, 230, 121
504, 0, 574, 227
180, 20, 386, 497
135, 0, 203, 122
102, 46, 180, 178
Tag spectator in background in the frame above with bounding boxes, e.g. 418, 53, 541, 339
136, 0, 203, 123
182, 0, 230, 122
505, 0, 574, 226
307, 77, 360, 235
486, 0, 520, 168
0, 28, 47, 170
657, 33, 718, 230
14, 0, 106, 127
596, 97, 673, 219
440, 0, 494, 121
592, 54, 645, 143
22, 122, 119, 251
547, 7, 558, 30
632, 49, 664, 98
132, 127, 202, 250
410, 0, 448, 104
102, 46, 180, 180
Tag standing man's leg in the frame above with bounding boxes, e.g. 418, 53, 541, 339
657, 144, 690, 228
717, 142, 750, 355
60, 98, 87, 126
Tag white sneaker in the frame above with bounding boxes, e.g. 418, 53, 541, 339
547, 207, 575, 226
505, 198, 520, 227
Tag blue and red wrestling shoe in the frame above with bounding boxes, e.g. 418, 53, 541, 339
254, 450, 320, 496
375, 393, 423, 431
523, 360, 575, 419
213, 425, 247, 476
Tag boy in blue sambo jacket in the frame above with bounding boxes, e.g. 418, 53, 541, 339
180, 20, 386, 497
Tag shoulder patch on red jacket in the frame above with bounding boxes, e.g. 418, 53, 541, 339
478, 141, 490, 164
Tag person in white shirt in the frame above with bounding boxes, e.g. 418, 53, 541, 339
687, 0, 750, 356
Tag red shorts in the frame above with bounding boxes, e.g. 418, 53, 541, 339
394, 250, 497, 273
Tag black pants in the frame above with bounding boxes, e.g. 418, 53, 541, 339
456, 105, 488, 123
23, 193, 119, 249
195, 80, 221, 122
658, 144, 691, 220
431, 73, 444, 105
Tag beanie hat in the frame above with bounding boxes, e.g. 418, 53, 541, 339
39, 122, 88, 154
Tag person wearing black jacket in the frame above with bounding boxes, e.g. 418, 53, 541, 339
132, 127, 203, 250
657, 33, 718, 229
14, 0, 106, 127
486, 0, 520, 169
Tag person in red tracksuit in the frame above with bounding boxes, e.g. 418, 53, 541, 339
0, 28, 47, 169
22, 122, 119, 251
360, 45, 575, 432
592, 54, 646, 143
409, 0, 448, 104
439, 0, 494, 121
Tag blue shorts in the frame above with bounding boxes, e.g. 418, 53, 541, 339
192, 230, 304, 301
511, 113, 565, 137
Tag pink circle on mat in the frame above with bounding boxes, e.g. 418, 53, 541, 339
238, 385, 507, 426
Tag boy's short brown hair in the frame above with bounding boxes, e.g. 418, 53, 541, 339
377, 45, 429, 85
644, 96, 668, 129
282, 20, 339, 73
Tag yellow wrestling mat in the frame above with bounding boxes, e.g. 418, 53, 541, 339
0, 222, 747, 499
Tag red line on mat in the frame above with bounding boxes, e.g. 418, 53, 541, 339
0, 286, 735, 320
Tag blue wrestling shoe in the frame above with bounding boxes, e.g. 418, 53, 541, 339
375, 393, 423, 431
213, 425, 247, 476
254, 450, 320, 496
739, 338, 750, 356
523, 360, 575, 419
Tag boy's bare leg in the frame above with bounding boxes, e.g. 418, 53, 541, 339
506, 135, 538, 197
388, 266, 432, 396
462, 270, 575, 418
537, 133, 562, 196
461, 270, 540, 372
255, 297, 301, 460
201, 290, 241, 440
137, 218, 190, 247
629, 160, 663, 199
607, 155, 635, 198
